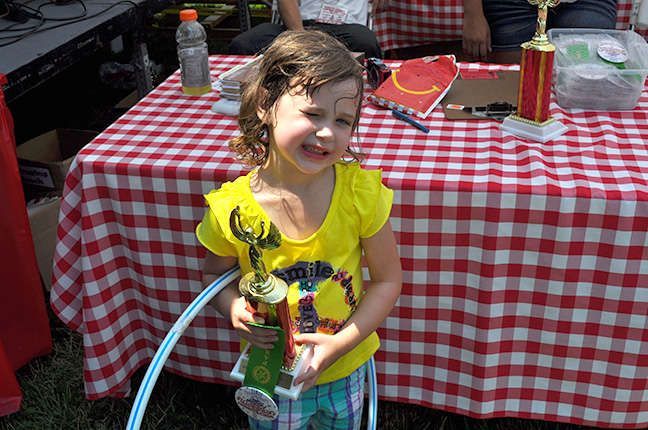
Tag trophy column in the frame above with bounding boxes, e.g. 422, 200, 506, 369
500, 0, 568, 142
227, 207, 313, 422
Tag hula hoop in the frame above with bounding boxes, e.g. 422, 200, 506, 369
125, 265, 378, 429
367, 355, 378, 430
126, 266, 241, 430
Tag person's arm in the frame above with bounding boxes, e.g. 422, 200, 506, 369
202, 251, 279, 349
277, 0, 304, 30
462, 0, 492, 61
293, 221, 402, 392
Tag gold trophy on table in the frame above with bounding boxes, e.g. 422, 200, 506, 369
228, 206, 313, 421
500, 0, 568, 142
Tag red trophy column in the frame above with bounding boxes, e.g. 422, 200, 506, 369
500, 0, 568, 142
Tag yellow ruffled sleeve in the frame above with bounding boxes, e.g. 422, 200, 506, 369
352, 166, 394, 238
195, 188, 238, 258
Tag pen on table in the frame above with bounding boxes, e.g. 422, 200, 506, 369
391, 110, 430, 134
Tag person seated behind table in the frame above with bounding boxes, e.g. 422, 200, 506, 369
229, 0, 389, 59
461, 0, 618, 64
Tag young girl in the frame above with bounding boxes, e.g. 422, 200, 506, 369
196, 30, 402, 429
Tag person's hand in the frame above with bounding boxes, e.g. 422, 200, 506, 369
229, 297, 279, 350
462, 9, 491, 61
292, 333, 346, 392
371, 0, 391, 16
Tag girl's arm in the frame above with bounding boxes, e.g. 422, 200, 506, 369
202, 251, 279, 349
293, 220, 402, 391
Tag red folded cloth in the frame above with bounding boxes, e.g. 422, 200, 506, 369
0, 342, 21, 417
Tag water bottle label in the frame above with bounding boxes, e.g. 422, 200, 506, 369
178, 48, 210, 88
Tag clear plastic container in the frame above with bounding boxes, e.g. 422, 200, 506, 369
548, 29, 648, 110
176, 9, 211, 95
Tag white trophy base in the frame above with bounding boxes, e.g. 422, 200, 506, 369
230, 343, 314, 401
500, 116, 568, 143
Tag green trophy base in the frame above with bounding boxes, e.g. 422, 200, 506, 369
230, 342, 314, 402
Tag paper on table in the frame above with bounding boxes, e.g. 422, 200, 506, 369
215, 55, 263, 100
442, 70, 520, 120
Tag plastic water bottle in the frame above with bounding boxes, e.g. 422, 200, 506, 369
176, 9, 211, 95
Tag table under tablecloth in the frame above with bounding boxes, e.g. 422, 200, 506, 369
51, 56, 648, 428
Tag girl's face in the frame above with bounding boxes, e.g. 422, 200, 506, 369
259, 78, 360, 177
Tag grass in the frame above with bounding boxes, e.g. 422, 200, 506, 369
0, 293, 607, 430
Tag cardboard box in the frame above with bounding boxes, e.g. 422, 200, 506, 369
114, 89, 139, 109
16, 129, 98, 290
26, 198, 61, 291
17, 129, 98, 201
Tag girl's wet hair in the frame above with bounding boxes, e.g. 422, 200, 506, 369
229, 30, 366, 167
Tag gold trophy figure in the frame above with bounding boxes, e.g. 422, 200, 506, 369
500, 0, 568, 142
230, 207, 296, 366
228, 207, 313, 422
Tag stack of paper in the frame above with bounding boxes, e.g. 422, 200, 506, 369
217, 56, 262, 101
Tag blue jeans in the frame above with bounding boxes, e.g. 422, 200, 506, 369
228, 22, 382, 58
482, 0, 618, 51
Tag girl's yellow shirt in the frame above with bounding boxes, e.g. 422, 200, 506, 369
196, 162, 393, 384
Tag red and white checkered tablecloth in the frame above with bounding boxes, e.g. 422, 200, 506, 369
50, 55, 648, 428
373, 0, 648, 52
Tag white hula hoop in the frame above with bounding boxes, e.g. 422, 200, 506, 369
126, 266, 241, 430
125, 265, 379, 429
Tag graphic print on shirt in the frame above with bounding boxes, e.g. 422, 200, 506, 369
331, 270, 358, 310
298, 289, 319, 333
272, 260, 359, 335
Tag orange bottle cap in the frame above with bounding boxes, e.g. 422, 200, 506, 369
180, 9, 198, 21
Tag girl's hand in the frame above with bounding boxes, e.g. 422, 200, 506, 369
292, 332, 345, 392
229, 296, 279, 350
203, 252, 278, 350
